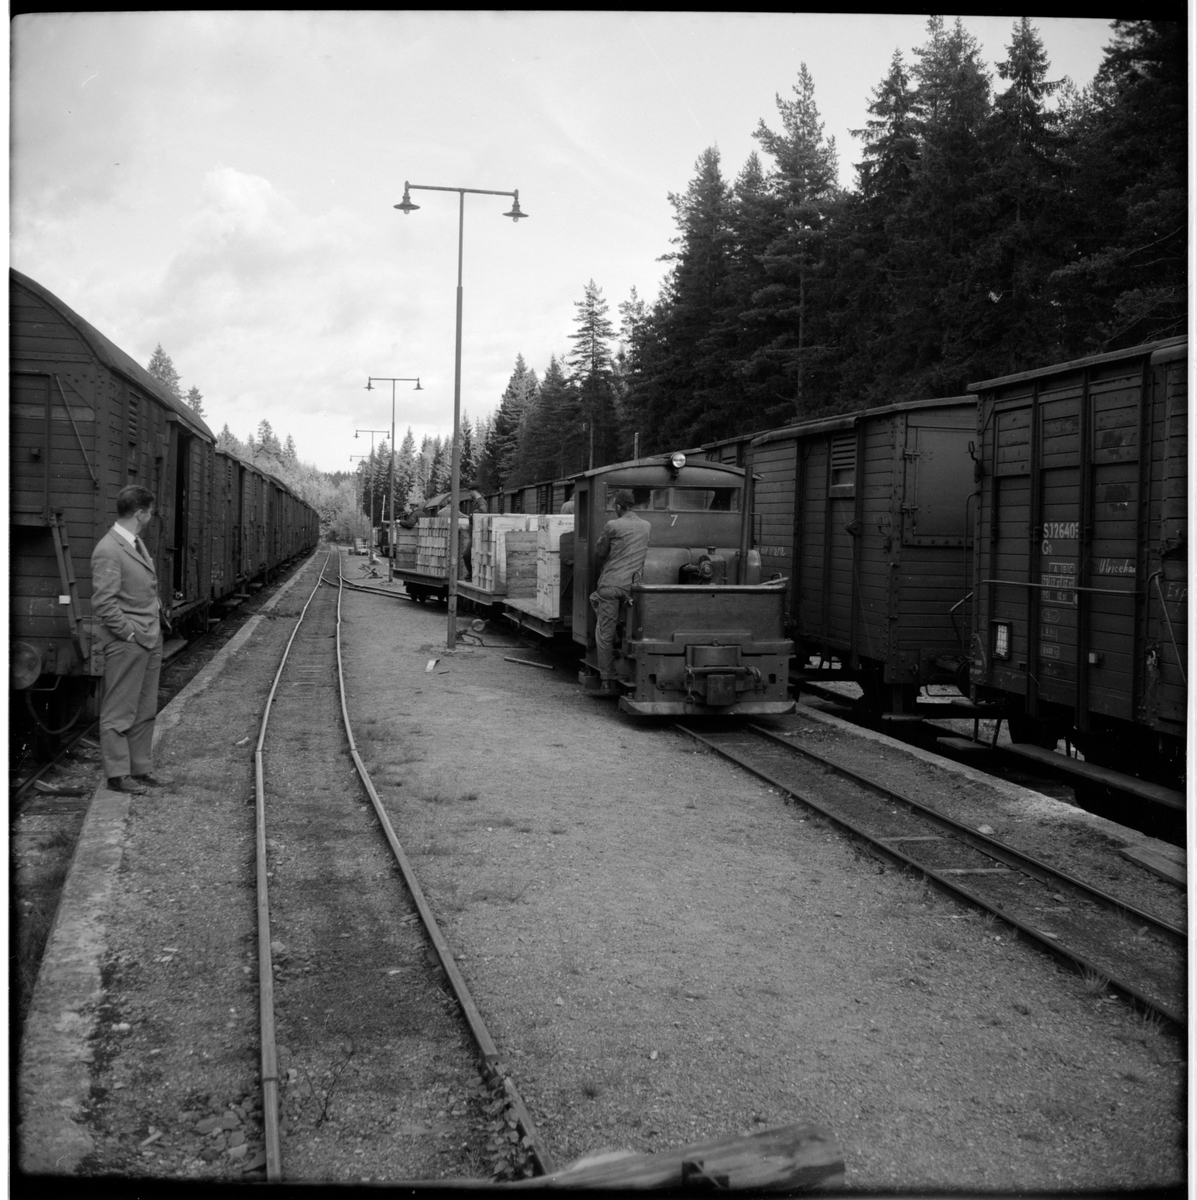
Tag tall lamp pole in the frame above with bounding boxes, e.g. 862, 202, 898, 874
355, 428, 388, 562
348, 456, 368, 546
365, 376, 422, 581
394, 180, 527, 650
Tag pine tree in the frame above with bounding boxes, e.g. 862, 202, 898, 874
1052, 19, 1186, 348
476, 355, 538, 492
637, 148, 741, 448
876, 16, 994, 398
282, 434, 298, 465
256, 420, 282, 460
740, 64, 842, 424
396, 427, 417, 511
185, 386, 206, 418
458, 409, 479, 487
567, 281, 619, 468
216, 424, 242, 455
147, 344, 183, 400
966, 17, 1070, 373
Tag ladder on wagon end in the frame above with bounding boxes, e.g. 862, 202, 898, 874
49, 511, 90, 666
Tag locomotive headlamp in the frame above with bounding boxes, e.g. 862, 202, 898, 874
668, 452, 686, 471
993, 621, 1011, 661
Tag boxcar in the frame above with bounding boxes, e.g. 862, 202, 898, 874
10, 268, 320, 739
968, 337, 1187, 791
691, 399, 977, 713
10, 267, 217, 706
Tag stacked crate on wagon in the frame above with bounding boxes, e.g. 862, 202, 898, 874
536, 515, 573, 618
503, 531, 539, 600
472, 514, 536, 593
416, 517, 466, 573
392, 526, 419, 571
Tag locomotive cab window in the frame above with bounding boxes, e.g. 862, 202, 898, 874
608, 486, 741, 512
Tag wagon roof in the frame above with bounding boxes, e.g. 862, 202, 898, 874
573, 455, 745, 482
750, 395, 973, 448
967, 335, 1187, 393
11, 268, 216, 442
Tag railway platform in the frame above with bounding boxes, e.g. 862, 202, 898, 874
17, 546, 1186, 1189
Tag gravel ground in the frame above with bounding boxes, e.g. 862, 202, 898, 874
341, 579, 1185, 1190
19, 547, 1186, 1189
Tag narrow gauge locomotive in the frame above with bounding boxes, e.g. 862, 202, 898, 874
568, 456, 794, 716
10, 268, 319, 737
968, 337, 1188, 796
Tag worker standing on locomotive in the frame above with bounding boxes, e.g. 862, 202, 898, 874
590, 489, 651, 697
90, 485, 167, 794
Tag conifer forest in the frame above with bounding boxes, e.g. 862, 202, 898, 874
472, 17, 1185, 494
156, 17, 1185, 534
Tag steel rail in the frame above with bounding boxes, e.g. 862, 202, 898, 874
745, 722, 1185, 946
11, 719, 100, 805
253, 546, 335, 1180
331, 547, 555, 1176
677, 723, 1184, 1029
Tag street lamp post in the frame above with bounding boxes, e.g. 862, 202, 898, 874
365, 376, 422, 581
354, 428, 388, 562
394, 180, 527, 651
348, 456, 368, 547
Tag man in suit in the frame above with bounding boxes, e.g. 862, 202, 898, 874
91, 485, 167, 794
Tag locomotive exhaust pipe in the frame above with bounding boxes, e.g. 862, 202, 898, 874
738, 442, 755, 583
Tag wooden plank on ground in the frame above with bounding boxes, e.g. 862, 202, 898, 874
1119, 844, 1187, 887
510, 1121, 844, 1191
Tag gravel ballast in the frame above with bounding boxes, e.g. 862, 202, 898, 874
19, 549, 1186, 1188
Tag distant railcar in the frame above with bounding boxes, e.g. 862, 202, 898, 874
9, 268, 319, 737
968, 337, 1187, 791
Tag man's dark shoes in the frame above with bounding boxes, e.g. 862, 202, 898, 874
131, 774, 169, 788
107, 776, 149, 795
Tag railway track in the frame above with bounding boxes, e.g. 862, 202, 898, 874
796, 680, 1185, 846
677, 721, 1186, 1028
252, 546, 550, 1182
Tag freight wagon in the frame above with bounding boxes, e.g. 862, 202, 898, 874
968, 337, 1187, 801
9, 268, 319, 739
691, 399, 977, 716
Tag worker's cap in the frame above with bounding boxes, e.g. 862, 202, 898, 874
612, 490, 636, 509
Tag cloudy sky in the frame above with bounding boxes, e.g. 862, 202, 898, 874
11, 12, 1117, 474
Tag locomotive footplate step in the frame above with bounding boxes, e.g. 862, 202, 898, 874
1002, 743, 1185, 812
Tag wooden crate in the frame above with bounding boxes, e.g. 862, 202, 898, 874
536, 515, 573, 617
415, 516, 464, 574
472, 514, 536, 593
394, 527, 419, 571
503, 531, 538, 599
